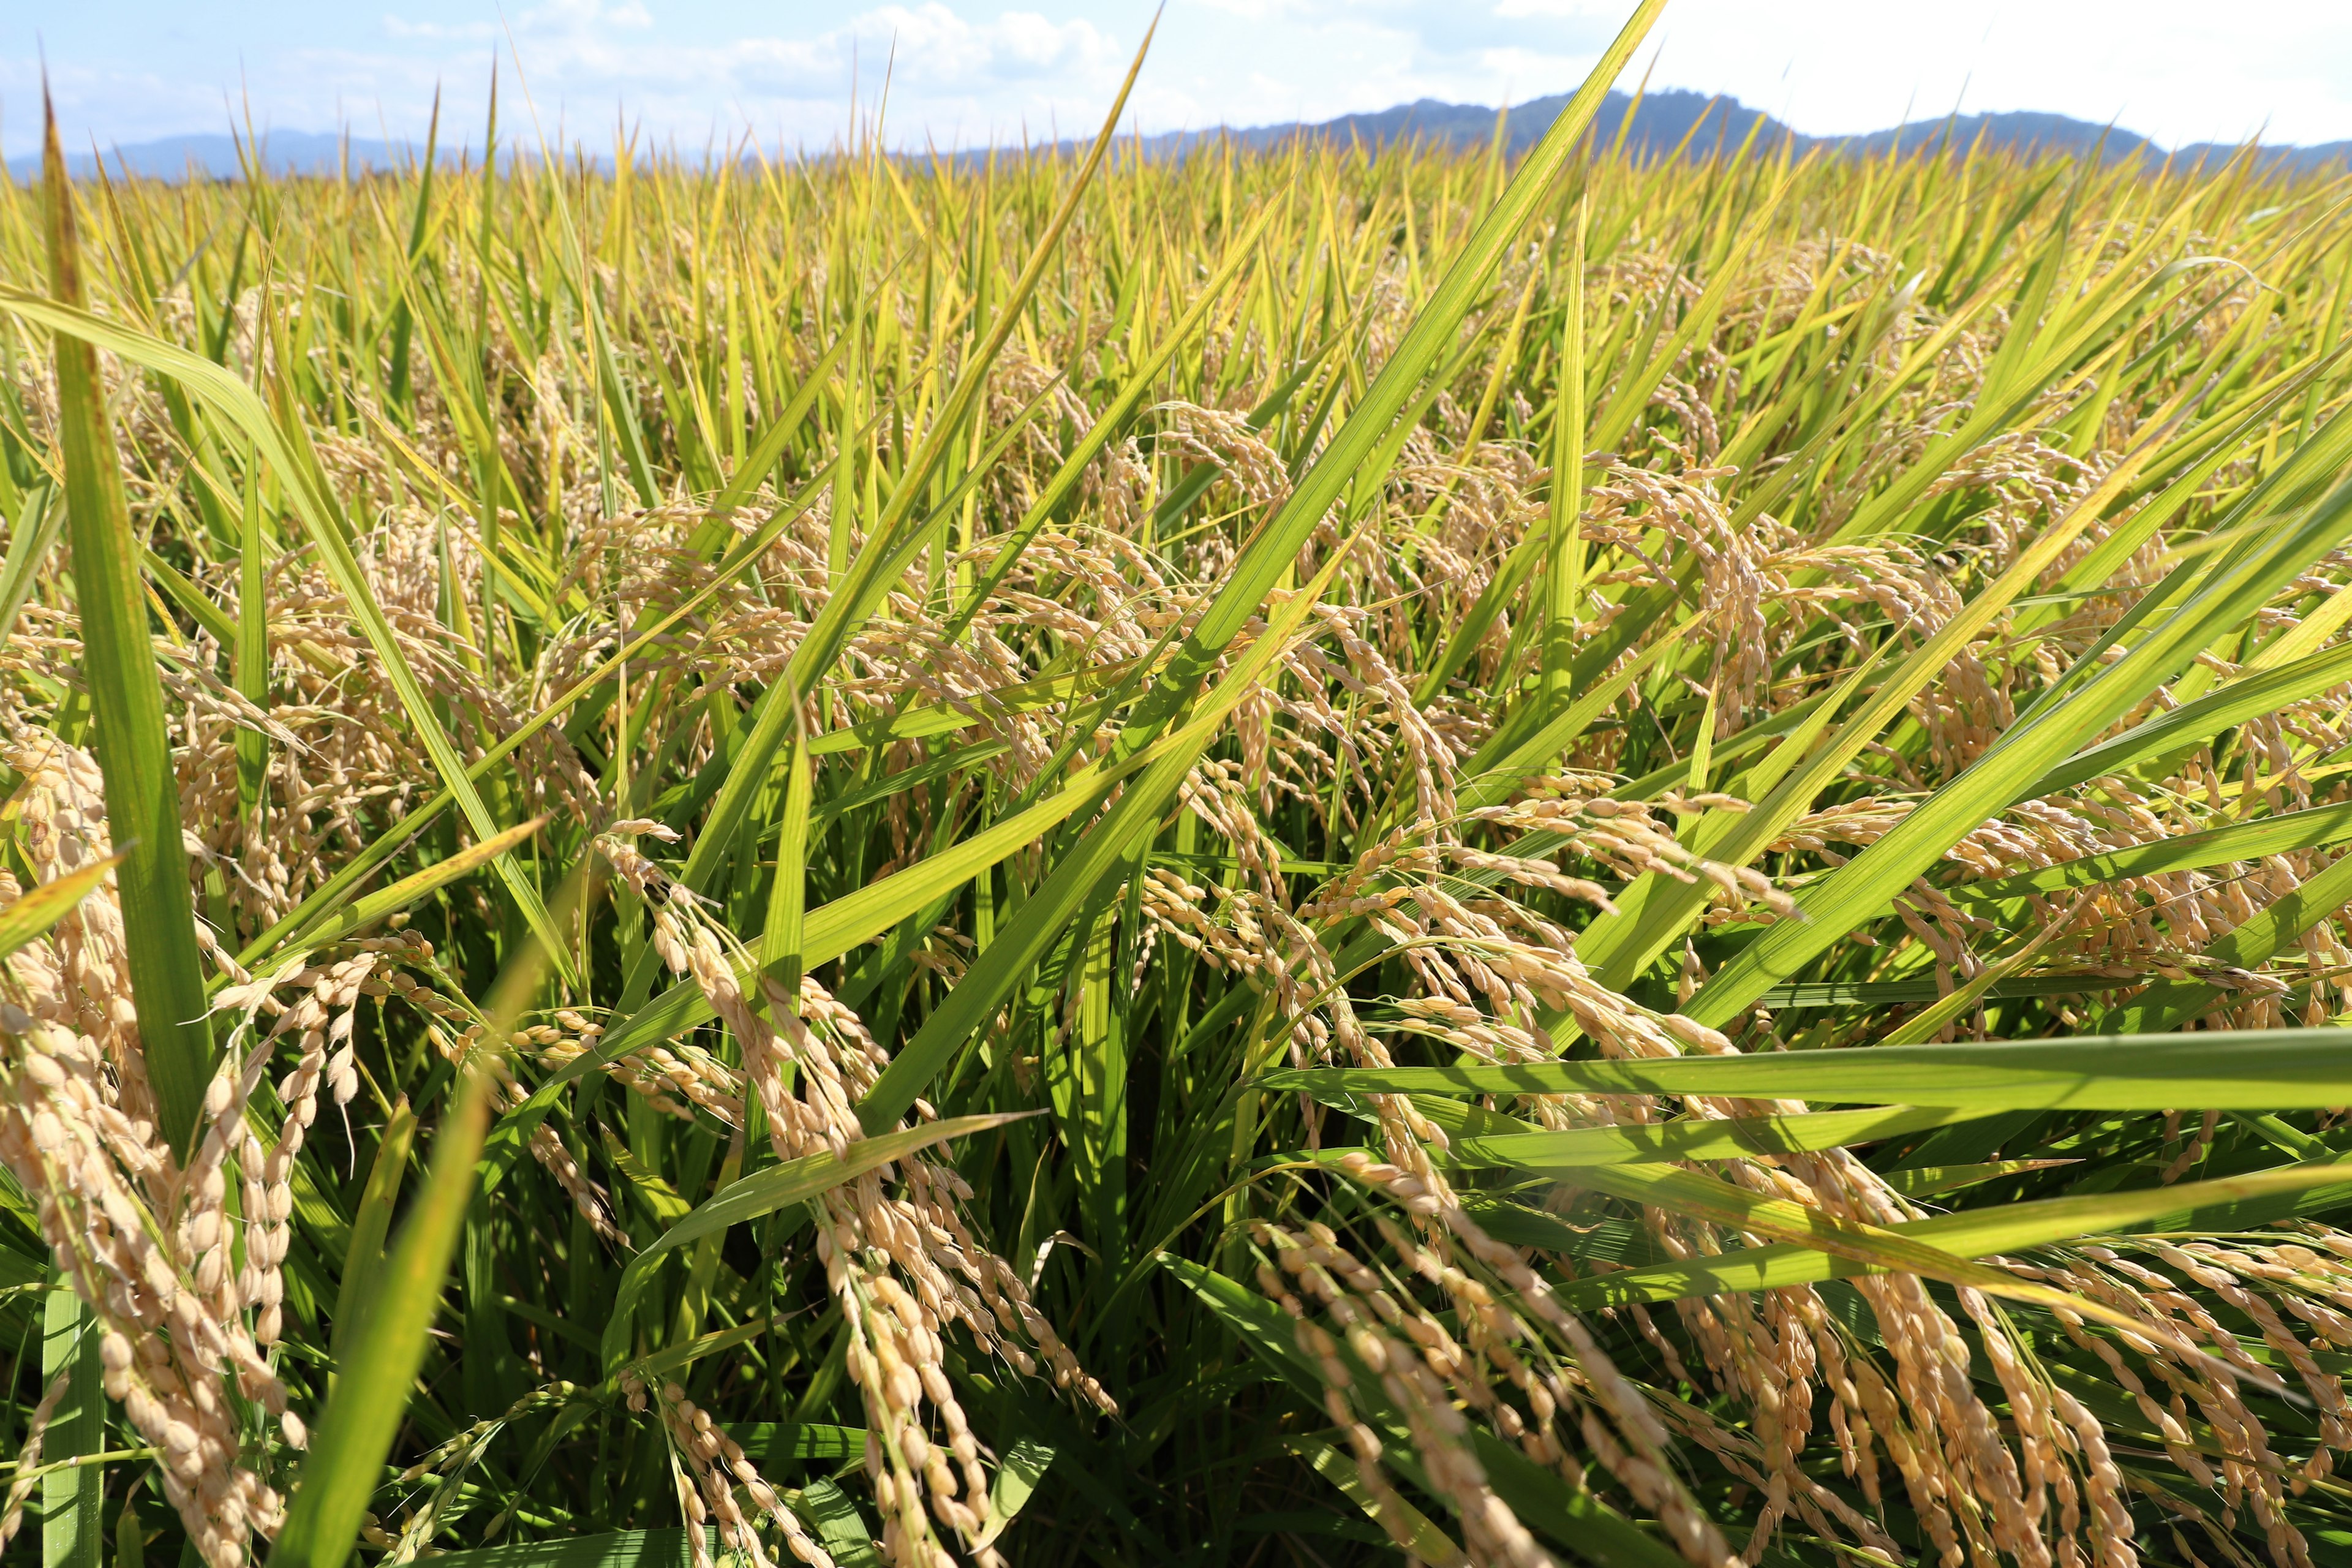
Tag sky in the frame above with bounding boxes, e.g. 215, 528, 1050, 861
5, 0, 2351, 162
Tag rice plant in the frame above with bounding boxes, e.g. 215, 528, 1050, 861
11, 3, 2352, 1562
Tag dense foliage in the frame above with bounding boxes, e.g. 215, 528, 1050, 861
12, 7, 2352, 1564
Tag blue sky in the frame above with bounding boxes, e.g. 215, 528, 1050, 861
7, 1, 2351, 160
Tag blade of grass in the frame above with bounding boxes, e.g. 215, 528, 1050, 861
234, 449, 269, 818
1945, 799, 2352, 903
1264, 1027, 2352, 1109
328, 1095, 417, 1370
1555, 1156, 2352, 1311
0, 479, 62, 648
1318, 1099, 1989, 1168
0, 853, 121, 963
39, 94, 215, 1157
2028, 640, 2352, 797
39, 1287, 102, 1568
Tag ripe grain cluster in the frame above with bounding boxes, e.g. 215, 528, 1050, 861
9, 9, 2352, 1566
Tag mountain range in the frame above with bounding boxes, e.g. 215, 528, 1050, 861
6, 130, 421, 183
1139, 89, 2352, 173
9, 89, 2348, 182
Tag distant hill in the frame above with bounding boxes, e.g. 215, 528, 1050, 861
1132, 88, 1792, 160
1152, 89, 2352, 174
10, 90, 2351, 183
2, 130, 446, 183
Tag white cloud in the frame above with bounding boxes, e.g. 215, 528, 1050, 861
1168, 0, 2352, 149
1491, 0, 1621, 17
382, 16, 497, 42
1632, 0, 2352, 148
423, 1, 1123, 138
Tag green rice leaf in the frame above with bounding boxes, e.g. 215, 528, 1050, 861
37, 102, 216, 1156
1555, 1157, 2352, 1311
0, 852, 121, 963
1263, 1027, 2352, 1109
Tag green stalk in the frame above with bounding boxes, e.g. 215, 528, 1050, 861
1539, 192, 1588, 715
233, 448, 269, 820
40, 94, 215, 1157
40, 1289, 102, 1568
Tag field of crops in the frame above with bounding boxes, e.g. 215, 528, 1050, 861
11, 2, 2352, 1564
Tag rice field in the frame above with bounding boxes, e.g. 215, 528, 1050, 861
12, 3, 2352, 1563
